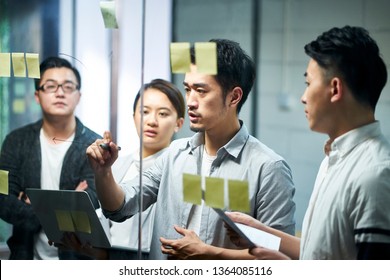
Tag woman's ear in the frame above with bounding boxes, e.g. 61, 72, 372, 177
175, 117, 185, 132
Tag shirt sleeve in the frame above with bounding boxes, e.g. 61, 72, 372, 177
350, 163, 390, 258
254, 159, 296, 235
0, 134, 41, 232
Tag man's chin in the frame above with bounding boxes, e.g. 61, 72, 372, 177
189, 124, 204, 133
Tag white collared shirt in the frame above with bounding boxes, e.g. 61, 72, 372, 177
301, 122, 390, 259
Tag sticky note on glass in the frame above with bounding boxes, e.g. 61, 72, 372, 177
100, 1, 119, 29
0, 169, 9, 195
55, 210, 75, 232
71, 211, 91, 233
183, 173, 202, 205
11, 53, 26, 77
228, 179, 250, 212
195, 42, 217, 74
205, 177, 224, 209
13, 99, 25, 114
0, 53, 11, 77
170, 42, 191, 73
25, 53, 40, 78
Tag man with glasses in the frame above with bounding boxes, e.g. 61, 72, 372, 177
0, 56, 101, 259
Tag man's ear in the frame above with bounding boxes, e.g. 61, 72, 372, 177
330, 77, 343, 103
229, 87, 243, 107
34, 90, 41, 105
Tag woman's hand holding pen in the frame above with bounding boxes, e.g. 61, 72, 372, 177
86, 130, 120, 172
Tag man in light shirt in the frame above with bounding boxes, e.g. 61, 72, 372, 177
87, 39, 296, 260
227, 25, 390, 260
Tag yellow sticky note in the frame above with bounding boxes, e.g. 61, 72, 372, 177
170, 42, 191, 73
195, 42, 217, 75
71, 211, 91, 234
228, 179, 250, 212
0, 169, 9, 195
183, 173, 202, 205
11, 53, 26, 77
100, 1, 119, 29
13, 99, 25, 114
0, 53, 11, 77
25, 53, 40, 78
55, 210, 75, 232
205, 177, 224, 209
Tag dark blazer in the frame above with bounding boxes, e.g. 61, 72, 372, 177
0, 117, 101, 259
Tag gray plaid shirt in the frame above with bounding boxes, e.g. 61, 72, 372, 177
105, 122, 296, 260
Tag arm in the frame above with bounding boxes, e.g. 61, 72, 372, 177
0, 133, 41, 232
226, 211, 300, 260
255, 160, 296, 235
159, 225, 255, 260
351, 166, 390, 260
85, 131, 124, 212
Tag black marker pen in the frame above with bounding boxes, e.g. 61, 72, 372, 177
99, 143, 121, 151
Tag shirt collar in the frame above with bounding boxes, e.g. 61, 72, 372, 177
324, 121, 381, 157
188, 120, 249, 159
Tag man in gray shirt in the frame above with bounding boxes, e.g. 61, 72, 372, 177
87, 39, 296, 260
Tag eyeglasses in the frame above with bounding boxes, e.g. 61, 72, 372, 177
38, 81, 79, 94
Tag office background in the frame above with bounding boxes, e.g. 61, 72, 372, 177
1, 0, 390, 257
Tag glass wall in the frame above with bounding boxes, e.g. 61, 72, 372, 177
0, 0, 59, 255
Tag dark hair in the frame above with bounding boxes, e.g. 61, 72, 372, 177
304, 25, 387, 111
34, 56, 81, 90
133, 78, 185, 119
190, 39, 256, 114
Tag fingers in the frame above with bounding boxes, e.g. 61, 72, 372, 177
86, 140, 106, 165
226, 211, 259, 229
86, 134, 118, 167
75, 180, 88, 191
173, 225, 187, 236
18, 191, 31, 204
160, 237, 176, 255
159, 236, 173, 247
103, 131, 112, 142
225, 211, 249, 223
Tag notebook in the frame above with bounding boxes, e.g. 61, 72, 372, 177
26, 188, 111, 249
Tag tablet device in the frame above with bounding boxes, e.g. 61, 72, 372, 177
213, 208, 281, 251
213, 208, 256, 248
26, 188, 111, 249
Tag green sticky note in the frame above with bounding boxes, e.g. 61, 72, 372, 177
71, 211, 91, 234
55, 210, 75, 232
100, 1, 119, 29
25, 53, 40, 78
183, 173, 202, 205
0, 169, 9, 195
195, 42, 217, 75
13, 99, 25, 114
205, 176, 224, 209
170, 42, 191, 73
228, 179, 250, 212
0, 53, 11, 77
11, 53, 26, 77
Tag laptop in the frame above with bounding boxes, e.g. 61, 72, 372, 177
26, 188, 111, 249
